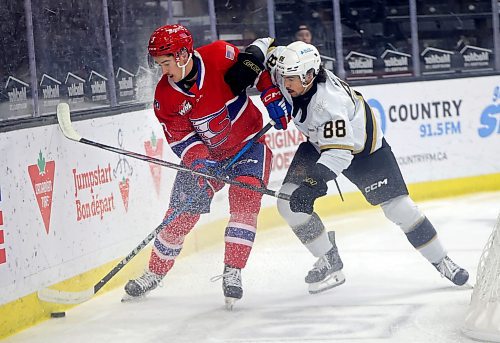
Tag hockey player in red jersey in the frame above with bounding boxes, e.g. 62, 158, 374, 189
123, 25, 291, 308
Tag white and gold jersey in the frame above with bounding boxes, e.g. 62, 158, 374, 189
250, 38, 384, 176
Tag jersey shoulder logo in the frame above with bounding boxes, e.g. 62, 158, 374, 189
225, 45, 235, 60
312, 99, 328, 113
178, 100, 193, 116
154, 99, 160, 110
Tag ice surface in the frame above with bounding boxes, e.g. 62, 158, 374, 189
5, 191, 500, 343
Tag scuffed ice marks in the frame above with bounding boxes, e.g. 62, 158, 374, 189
173, 304, 418, 342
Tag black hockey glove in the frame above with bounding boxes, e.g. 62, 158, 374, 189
224, 52, 265, 96
289, 164, 337, 214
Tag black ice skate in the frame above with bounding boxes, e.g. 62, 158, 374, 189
306, 231, 345, 294
122, 270, 164, 302
433, 255, 469, 286
211, 264, 242, 310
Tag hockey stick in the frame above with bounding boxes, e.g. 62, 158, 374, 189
38, 103, 282, 304
53, 103, 289, 201
223, 120, 273, 170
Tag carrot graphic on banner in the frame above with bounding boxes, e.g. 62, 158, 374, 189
144, 132, 163, 196
119, 177, 130, 212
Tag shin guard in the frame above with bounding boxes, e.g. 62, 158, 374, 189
405, 217, 446, 263
225, 176, 262, 268
148, 209, 200, 275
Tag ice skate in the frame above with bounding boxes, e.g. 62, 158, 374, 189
433, 255, 469, 286
211, 264, 242, 310
122, 270, 164, 302
306, 231, 345, 294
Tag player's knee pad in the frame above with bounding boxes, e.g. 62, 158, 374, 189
277, 182, 311, 227
229, 176, 263, 214
169, 172, 212, 214
380, 195, 424, 233
159, 210, 200, 243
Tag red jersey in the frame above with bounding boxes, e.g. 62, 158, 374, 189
153, 40, 272, 167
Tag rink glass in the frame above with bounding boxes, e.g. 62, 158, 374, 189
0, 0, 498, 121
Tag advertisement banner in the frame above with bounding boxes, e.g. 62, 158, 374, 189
459, 45, 494, 72
421, 47, 454, 75
381, 49, 412, 78
359, 76, 500, 183
0, 111, 172, 304
4, 76, 32, 118
345, 51, 378, 81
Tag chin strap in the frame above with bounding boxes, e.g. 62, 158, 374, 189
177, 53, 193, 79
301, 75, 316, 90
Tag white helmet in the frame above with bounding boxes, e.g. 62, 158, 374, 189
276, 41, 321, 85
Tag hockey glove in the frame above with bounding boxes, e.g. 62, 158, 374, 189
191, 159, 225, 195
224, 52, 265, 96
289, 164, 337, 214
261, 86, 292, 130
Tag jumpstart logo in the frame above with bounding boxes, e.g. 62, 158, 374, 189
144, 132, 164, 197
478, 85, 500, 138
0, 186, 6, 265
73, 163, 115, 221
28, 151, 56, 234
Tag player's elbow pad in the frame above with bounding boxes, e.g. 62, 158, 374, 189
224, 52, 265, 96
244, 45, 266, 63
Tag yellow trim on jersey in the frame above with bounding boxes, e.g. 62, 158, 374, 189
353, 93, 378, 155
358, 99, 367, 154
267, 38, 276, 53
320, 144, 354, 151
352, 93, 366, 154
369, 102, 378, 154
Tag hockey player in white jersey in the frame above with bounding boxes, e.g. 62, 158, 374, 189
240, 39, 469, 294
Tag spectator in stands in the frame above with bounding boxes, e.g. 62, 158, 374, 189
295, 24, 313, 44
455, 34, 473, 51
294, 23, 337, 72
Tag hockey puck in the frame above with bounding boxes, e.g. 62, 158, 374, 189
50, 312, 66, 318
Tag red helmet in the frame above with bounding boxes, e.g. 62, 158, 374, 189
148, 24, 194, 58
